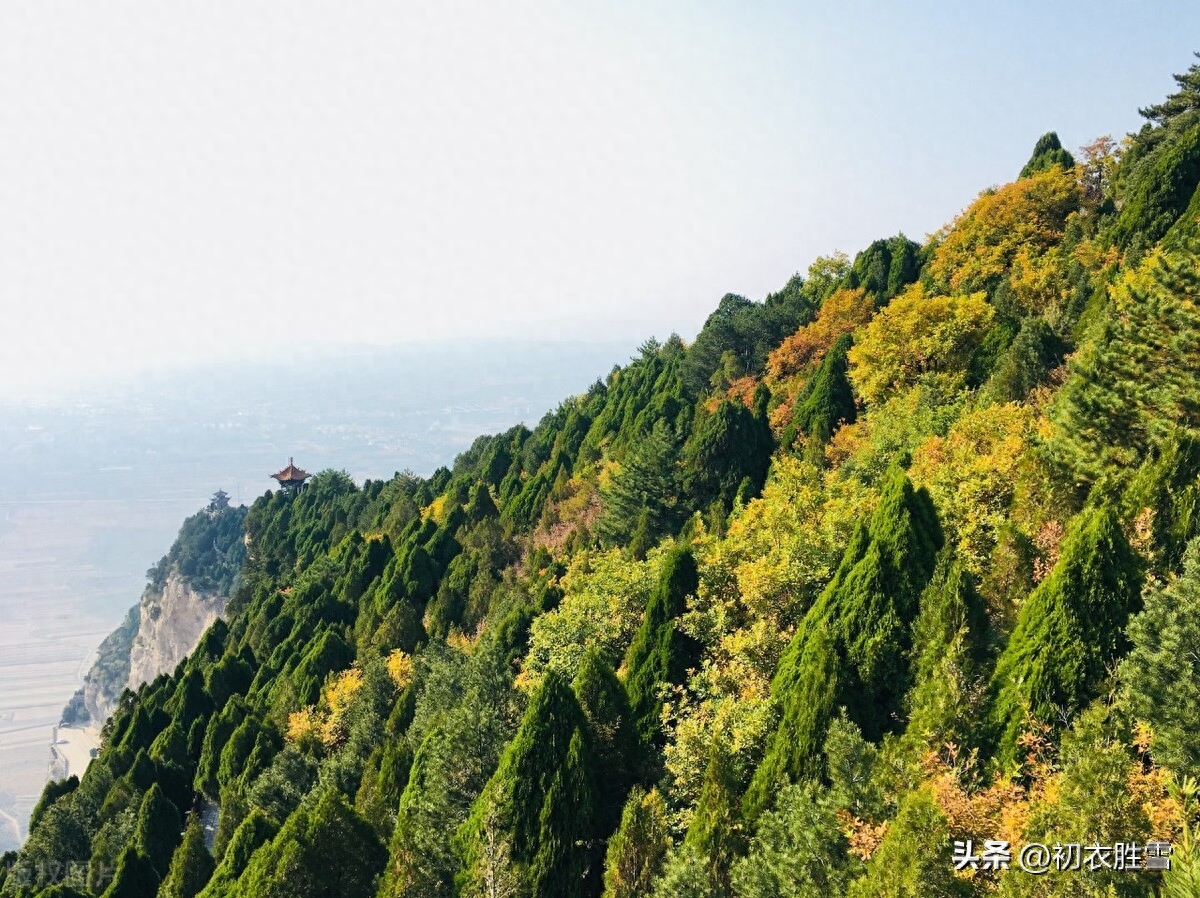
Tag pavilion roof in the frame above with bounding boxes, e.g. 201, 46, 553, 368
271, 457, 311, 483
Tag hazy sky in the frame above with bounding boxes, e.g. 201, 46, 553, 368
3, 2, 1199, 399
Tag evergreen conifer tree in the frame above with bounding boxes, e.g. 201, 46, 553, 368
988, 505, 1142, 765
745, 469, 942, 817
786, 332, 856, 455
572, 648, 639, 833
1019, 131, 1076, 179
682, 399, 773, 514
623, 547, 702, 747
1120, 535, 1200, 776
601, 788, 669, 898
458, 670, 601, 898
903, 554, 988, 750
100, 846, 160, 898
133, 783, 181, 878
159, 817, 215, 898
680, 744, 744, 898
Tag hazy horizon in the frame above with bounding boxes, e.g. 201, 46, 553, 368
5, 2, 1200, 400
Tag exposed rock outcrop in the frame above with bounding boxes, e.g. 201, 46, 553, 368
126, 572, 227, 695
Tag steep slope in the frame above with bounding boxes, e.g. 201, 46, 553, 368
10, 54, 1200, 898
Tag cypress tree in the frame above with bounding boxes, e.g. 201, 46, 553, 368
786, 332, 856, 455
197, 809, 279, 898
231, 790, 386, 898
745, 469, 942, 817
572, 648, 639, 833
100, 845, 160, 898
903, 554, 988, 750
134, 783, 182, 879
680, 744, 745, 898
529, 731, 601, 898
458, 670, 601, 898
159, 817, 215, 898
601, 788, 669, 898
622, 546, 702, 747
988, 505, 1142, 766
1019, 131, 1076, 179
682, 399, 773, 514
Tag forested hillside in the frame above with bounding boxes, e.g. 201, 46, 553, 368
8, 57, 1200, 898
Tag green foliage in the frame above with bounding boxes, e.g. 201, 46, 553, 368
100, 845, 160, 898
1050, 246, 1200, 486
28, 776, 78, 834
989, 506, 1142, 765
845, 790, 967, 898
785, 332, 856, 454
380, 638, 518, 898
999, 706, 1157, 898
601, 787, 670, 898
25, 62, 1200, 898
1120, 536, 1200, 776
905, 554, 988, 749
1019, 131, 1076, 179
196, 810, 278, 898
1112, 119, 1200, 251
146, 505, 249, 595
227, 790, 386, 898
572, 649, 639, 832
684, 290, 814, 395
528, 730, 600, 898
683, 398, 773, 514
599, 420, 685, 550
79, 605, 140, 723
623, 547, 702, 747
456, 669, 600, 898
133, 783, 181, 878
848, 286, 995, 406
730, 782, 858, 898
745, 469, 941, 816
823, 714, 884, 822
846, 235, 922, 301
158, 818, 215, 898
988, 318, 1064, 403
679, 744, 744, 898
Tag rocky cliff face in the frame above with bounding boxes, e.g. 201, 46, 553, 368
126, 571, 226, 697
80, 572, 227, 723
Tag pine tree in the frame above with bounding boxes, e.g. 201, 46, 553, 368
845, 791, 968, 898
623, 547, 702, 747
159, 818, 215, 898
598, 420, 684, 547
745, 469, 942, 817
1120, 536, 1200, 775
989, 505, 1142, 766
731, 782, 858, 898
1050, 246, 1200, 486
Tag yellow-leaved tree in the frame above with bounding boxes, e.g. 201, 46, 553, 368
929, 164, 1081, 294
847, 285, 994, 406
